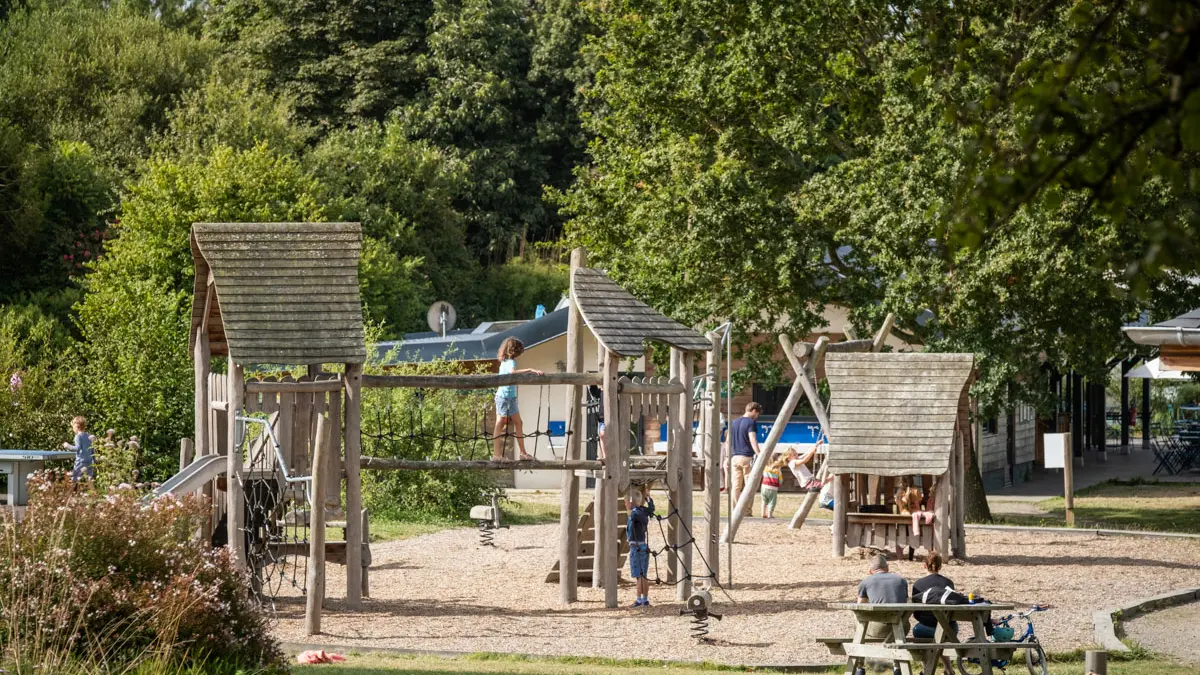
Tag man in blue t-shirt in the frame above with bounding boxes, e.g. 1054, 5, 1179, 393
726, 402, 762, 511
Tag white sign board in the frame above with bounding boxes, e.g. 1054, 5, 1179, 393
1043, 432, 1069, 469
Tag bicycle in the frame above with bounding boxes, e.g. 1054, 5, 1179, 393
956, 604, 1049, 675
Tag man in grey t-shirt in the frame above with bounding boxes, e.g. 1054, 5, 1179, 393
856, 553, 910, 662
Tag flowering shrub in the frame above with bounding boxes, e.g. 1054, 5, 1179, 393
93, 431, 142, 488
0, 473, 285, 672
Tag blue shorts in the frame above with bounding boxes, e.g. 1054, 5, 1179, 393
495, 396, 519, 417
913, 621, 956, 639
628, 542, 650, 579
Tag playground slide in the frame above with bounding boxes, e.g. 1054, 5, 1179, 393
149, 454, 226, 500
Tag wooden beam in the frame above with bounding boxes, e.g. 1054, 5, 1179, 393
676, 350, 694, 601
560, 246, 585, 605
619, 380, 687, 395
832, 474, 848, 557
363, 372, 603, 390
246, 378, 344, 394
665, 353, 680, 585
227, 361, 246, 567
871, 312, 897, 352
344, 363, 363, 609
703, 331, 722, 582
360, 457, 604, 471
601, 349, 621, 608
306, 413, 329, 635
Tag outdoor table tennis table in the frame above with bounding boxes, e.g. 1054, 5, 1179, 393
0, 450, 76, 506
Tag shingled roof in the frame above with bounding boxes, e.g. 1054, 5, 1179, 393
572, 267, 711, 357
824, 352, 974, 477
189, 223, 367, 365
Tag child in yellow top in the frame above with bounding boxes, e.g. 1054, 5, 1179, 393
759, 454, 787, 518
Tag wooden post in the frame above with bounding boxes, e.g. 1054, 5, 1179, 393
194, 328, 211, 459
227, 361, 246, 567
361, 508, 371, 599
953, 420, 967, 558
306, 414, 329, 635
1085, 650, 1107, 675
832, 473, 847, 557
704, 333, 721, 583
665, 350, 681, 585
1064, 433, 1076, 526
180, 438, 194, 472
600, 349, 621, 608
1071, 372, 1084, 467
677, 351, 694, 601
593, 338, 607, 590
560, 247, 585, 603
933, 473, 950, 557
344, 363, 364, 608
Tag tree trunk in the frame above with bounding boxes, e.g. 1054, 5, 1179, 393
962, 427, 992, 523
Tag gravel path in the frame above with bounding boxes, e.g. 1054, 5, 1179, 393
272, 518, 1200, 665
1124, 602, 1200, 664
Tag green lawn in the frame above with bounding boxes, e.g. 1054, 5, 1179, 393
366, 494, 563, 543
989, 480, 1200, 534
292, 652, 1200, 675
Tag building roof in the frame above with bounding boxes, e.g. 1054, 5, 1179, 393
189, 222, 367, 365
573, 267, 711, 356
823, 352, 974, 477
1124, 308, 1200, 347
375, 307, 569, 364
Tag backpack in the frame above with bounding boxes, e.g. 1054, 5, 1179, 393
918, 586, 970, 606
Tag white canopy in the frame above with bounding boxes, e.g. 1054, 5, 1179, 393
1125, 357, 1191, 381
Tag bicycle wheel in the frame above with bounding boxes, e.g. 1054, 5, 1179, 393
1025, 640, 1048, 675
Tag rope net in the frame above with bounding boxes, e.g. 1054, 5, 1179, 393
237, 415, 310, 607
361, 384, 570, 462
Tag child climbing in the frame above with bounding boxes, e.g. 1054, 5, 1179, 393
63, 415, 94, 480
626, 484, 655, 607
760, 453, 786, 518
492, 337, 543, 461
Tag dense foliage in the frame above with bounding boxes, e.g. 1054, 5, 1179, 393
562, 0, 1200, 414
1, 0, 1198, 505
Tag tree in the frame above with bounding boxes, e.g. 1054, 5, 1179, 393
0, 1, 217, 171
205, 0, 433, 126
0, 133, 115, 305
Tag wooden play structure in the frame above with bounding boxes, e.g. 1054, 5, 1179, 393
722, 316, 973, 559
823, 351, 974, 558
177, 233, 724, 632
187, 222, 370, 633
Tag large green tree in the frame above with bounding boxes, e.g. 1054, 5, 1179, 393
205, 0, 433, 126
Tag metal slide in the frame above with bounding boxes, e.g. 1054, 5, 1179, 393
149, 454, 226, 500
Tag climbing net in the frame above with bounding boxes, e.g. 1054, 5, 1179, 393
361, 384, 570, 461
236, 415, 310, 607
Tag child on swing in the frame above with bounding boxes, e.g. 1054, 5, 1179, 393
760, 452, 787, 518
492, 337, 542, 461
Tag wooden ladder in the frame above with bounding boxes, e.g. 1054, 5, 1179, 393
544, 499, 630, 584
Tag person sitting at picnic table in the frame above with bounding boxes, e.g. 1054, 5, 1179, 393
856, 554, 908, 675
911, 551, 955, 673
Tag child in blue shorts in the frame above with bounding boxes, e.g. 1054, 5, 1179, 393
626, 484, 655, 607
491, 337, 542, 461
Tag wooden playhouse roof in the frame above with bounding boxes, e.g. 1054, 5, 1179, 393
189, 223, 367, 365
572, 267, 711, 357
824, 352, 974, 477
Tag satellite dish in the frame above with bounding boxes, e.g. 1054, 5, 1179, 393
426, 301, 458, 336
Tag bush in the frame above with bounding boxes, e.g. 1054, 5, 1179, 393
0, 474, 285, 673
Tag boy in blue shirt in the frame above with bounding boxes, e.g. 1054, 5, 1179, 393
626, 484, 655, 607
63, 416, 93, 480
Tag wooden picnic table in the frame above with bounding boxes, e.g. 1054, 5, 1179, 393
824, 601, 1022, 675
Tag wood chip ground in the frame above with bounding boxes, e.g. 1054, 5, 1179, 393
271, 517, 1200, 665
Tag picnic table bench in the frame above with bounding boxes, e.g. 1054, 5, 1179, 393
824, 602, 1032, 675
